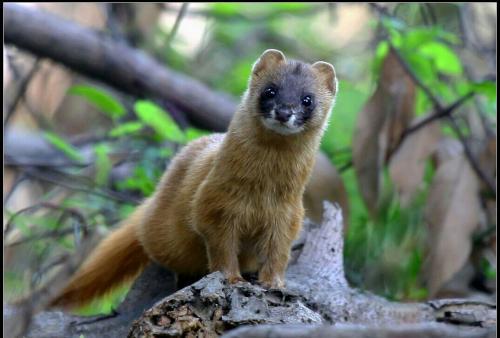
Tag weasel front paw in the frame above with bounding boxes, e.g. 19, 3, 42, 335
258, 276, 285, 289
225, 274, 247, 284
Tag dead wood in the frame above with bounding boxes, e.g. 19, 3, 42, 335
127, 203, 496, 337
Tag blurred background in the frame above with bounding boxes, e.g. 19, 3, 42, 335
3, 3, 497, 315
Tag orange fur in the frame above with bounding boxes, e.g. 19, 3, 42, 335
50, 205, 150, 308
51, 49, 337, 308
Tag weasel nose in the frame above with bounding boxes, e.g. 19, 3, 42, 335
275, 109, 292, 122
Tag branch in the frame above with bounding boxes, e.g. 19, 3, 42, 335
4, 58, 41, 126
446, 116, 497, 195
4, 4, 237, 132
4, 202, 88, 239
401, 92, 475, 138
164, 3, 189, 52
389, 92, 476, 160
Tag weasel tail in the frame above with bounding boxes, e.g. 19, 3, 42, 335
50, 204, 150, 308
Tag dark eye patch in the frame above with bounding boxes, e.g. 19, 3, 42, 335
299, 93, 315, 122
259, 84, 278, 118
263, 86, 277, 99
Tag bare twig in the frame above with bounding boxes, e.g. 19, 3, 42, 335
5, 153, 91, 168
423, 3, 437, 25
387, 92, 476, 162
4, 58, 41, 126
7, 228, 77, 247
22, 167, 140, 204
446, 116, 496, 195
164, 3, 189, 52
4, 202, 88, 238
3, 171, 27, 205
402, 92, 475, 137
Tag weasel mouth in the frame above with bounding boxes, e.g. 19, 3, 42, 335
261, 116, 303, 135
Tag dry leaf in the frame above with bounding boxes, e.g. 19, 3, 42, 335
424, 154, 481, 297
478, 135, 496, 191
304, 152, 349, 228
353, 50, 415, 215
432, 137, 464, 167
389, 116, 441, 206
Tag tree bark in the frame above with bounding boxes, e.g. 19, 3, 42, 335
4, 3, 237, 131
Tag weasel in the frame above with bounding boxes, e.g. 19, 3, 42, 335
50, 49, 337, 308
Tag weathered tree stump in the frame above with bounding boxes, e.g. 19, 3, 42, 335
127, 203, 496, 337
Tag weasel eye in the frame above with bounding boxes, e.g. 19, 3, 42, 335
302, 95, 312, 107
263, 87, 277, 98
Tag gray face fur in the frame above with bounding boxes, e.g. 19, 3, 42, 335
258, 61, 317, 135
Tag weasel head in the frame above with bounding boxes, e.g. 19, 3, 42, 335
246, 49, 338, 136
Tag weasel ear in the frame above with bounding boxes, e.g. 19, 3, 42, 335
312, 61, 337, 94
252, 49, 286, 76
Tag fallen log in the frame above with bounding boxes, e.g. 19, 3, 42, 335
4, 3, 236, 131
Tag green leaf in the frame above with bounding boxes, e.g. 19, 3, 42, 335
403, 27, 459, 50
109, 121, 144, 138
404, 29, 437, 50
469, 81, 497, 102
94, 144, 112, 186
321, 81, 369, 153
117, 165, 156, 196
185, 127, 209, 142
373, 41, 389, 75
418, 42, 462, 75
69, 85, 126, 120
210, 3, 240, 16
406, 53, 435, 82
267, 3, 310, 13
44, 132, 84, 162
134, 100, 185, 143
376, 41, 389, 60
415, 89, 431, 116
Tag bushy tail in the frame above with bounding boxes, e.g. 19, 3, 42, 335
50, 208, 150, 309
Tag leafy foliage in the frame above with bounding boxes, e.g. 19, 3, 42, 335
43, 131, 84, 162
134, 100, 186, 143
69, 85, 126, 121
